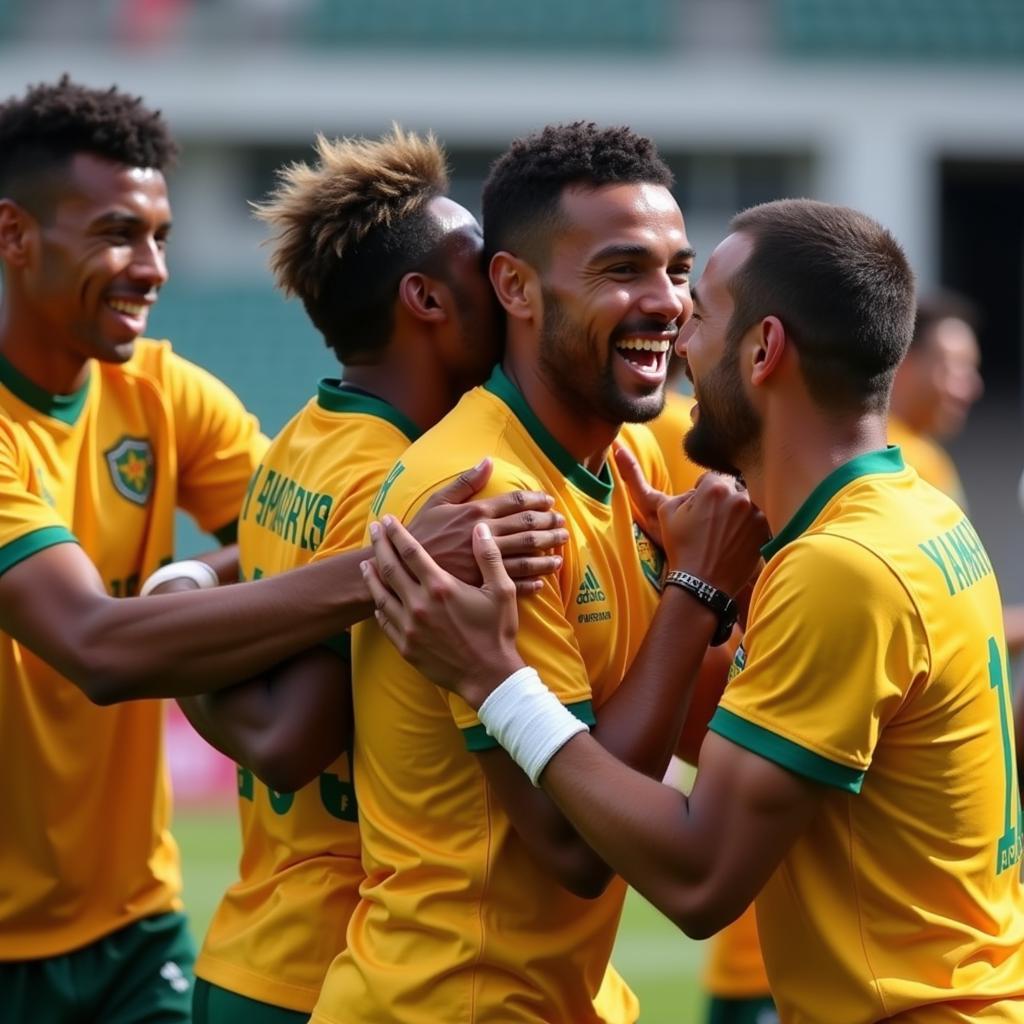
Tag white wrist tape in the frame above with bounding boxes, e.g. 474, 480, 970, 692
478, 666, 589, 785
139, 559, 219, 597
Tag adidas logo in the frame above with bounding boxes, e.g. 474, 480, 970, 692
576, 565, 607, 605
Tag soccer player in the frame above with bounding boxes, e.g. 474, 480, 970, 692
0, 79, 561, 1024
365, 200, 1024, 1023
888, 290, 983, 507
178, 128, 562, 1024
310, 122, 767, 1024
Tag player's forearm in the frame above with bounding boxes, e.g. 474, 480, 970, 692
72, 549, 373, 702
592, 587, 718, 778
538, 732, 722, 935
177, 693, 245, 764
194, 542, 242, 585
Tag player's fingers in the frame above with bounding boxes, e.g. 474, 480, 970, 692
368, 519, 422, 599
360, 559, 408, 632
500, 553, 563, 580
477, 488, 556, 522
379, 514, 449, 589
492, 527, 569, 556
474, 523, 518, 599
421, 458, 493, 509
614, 444, 662, 507
487, 508, 566, 539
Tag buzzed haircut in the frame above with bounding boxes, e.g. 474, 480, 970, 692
728, 199, 916, 414
912, 289, 979, 350
254, 126, 452, 363
0, 74, 177, 214
481, 121, 674, 265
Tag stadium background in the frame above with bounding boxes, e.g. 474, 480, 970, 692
2, 1, 1024, 1018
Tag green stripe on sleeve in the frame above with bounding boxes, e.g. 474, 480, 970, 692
0, 525, 78, 578
463, 698, 596, 752
709, 706, 865, 793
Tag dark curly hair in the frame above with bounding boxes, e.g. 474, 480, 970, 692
481, 121, 674, 265
0, 74, 178, 211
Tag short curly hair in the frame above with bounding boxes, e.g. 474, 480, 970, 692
482, 122, 674, 265
0, 74, 177, 210
253, 126, 452, 363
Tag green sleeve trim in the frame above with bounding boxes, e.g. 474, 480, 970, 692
0, 525, 78, 578
463, 698, 596, 752
211, 519, 239, 546
709, 707, 865, 793
322, 633, 351, 659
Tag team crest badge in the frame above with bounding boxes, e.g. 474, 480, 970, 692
105, 436, 154, 506
633, 522, 666, 592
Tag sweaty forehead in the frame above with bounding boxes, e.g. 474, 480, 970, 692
557, 182, 686, 255
56, 152, 170, 220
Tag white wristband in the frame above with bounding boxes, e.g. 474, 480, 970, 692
139, 559, 219, 597
478, 666, 589, 785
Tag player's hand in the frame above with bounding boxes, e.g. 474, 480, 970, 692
363, 516, 522, 706
409, 458, 567, 595
614, 443, 678, 549
659, 473, 769, 597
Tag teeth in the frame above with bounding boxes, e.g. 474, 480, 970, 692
108, 300, 146, 316
616, 338, 671, 353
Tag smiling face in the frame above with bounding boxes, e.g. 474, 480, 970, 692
677, 231, 762, 477
534, 182, 692, 426
23, 151, 171, 364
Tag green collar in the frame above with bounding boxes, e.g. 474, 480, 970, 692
0, 352, 91, 425
484, 365, 613, 504
762, 446, 905, 560
316, 379, 422, 442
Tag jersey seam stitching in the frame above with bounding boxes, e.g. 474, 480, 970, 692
847, 797, 889, 1017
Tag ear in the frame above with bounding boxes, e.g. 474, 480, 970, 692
0, 200, 35, 268
489, 251, 538, 323
398, 272, 449, 324
750, 315, 787, 387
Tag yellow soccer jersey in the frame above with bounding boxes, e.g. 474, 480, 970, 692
646, 389, 703, 495
709, 447, 1024, 1024
196, 381, 421, 1013
313, 366, 671, 1024
888, 414, 967, 508
702, 906, 769, 1000
0, 341, 266, 960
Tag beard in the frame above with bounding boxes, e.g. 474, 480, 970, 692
684, 346, 760, 477
538, 289, 666, 426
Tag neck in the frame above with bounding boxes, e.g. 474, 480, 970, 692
0, 301, 91, 394
742, 409, 887, 540
342, 357, 460, 436
502, 349, 619, 474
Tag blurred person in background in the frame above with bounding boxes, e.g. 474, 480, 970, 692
888, 290, 983, 508
178, 127, 569, 1024
0, 78, 561, 1024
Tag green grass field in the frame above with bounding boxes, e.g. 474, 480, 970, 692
174, 807, 708, 1022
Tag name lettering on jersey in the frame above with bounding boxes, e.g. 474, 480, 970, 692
104, 436, 154, 506
245, 466, 332, 551
728, 643, 747, 682
919, 517, 993, 597
371, 460, 405, 518
633, 522, 666, 592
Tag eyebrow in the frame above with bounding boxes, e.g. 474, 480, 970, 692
91, 211, 172, 231
589, 243, 697, 265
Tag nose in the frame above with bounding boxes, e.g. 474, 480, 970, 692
675, 315, 697, 358
128, 237, 169, 289
640, 270, 689, 325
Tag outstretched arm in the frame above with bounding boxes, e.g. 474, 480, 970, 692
0, 460, 564, 704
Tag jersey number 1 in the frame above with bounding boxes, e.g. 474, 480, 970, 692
988, 636, 1022, 874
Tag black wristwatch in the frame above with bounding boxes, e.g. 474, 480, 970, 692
663, 570, 738, 647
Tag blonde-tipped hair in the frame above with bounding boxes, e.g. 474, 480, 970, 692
254, 125, 449, 302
